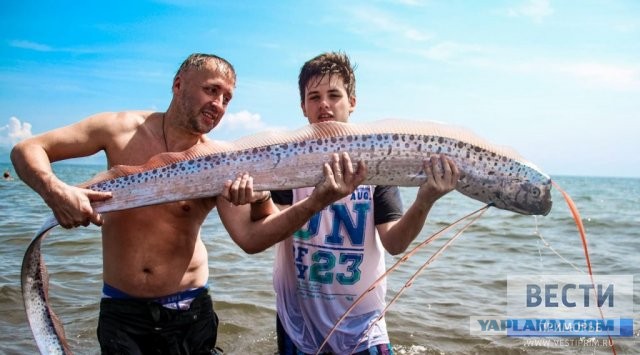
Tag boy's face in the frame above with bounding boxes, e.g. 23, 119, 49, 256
301, 74, 356, 124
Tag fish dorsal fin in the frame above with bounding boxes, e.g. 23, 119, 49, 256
228, 119, 525, 160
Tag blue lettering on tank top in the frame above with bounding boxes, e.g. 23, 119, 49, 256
291, 191, 371, 286
336, 253, 363, 285
293, 211, 320, 240
309, 250, 335, 283
294, 246, 309, 279
350, 187, 371, 201
324, 203, 369, 246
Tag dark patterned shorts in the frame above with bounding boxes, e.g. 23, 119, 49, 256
98, 289, 220, 355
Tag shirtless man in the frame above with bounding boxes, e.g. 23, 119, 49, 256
11, 53, 365, 354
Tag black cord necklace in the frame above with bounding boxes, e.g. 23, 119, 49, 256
162, 113, 170, 152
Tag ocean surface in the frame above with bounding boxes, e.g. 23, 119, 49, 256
0, 162, 638, 354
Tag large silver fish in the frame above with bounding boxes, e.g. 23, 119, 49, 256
22, 119, 552, 354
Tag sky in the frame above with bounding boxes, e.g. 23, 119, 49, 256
1, 0, 639, 177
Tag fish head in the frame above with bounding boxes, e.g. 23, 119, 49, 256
491, 175, 553, 216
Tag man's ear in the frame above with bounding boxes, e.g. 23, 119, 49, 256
172, 76, 181, 94
348, 96, 357, 114
301, 101, 308, 117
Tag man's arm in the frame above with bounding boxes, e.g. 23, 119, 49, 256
377, 155, 459, 255
11, 114, 114, 228
217, 152, 366, 254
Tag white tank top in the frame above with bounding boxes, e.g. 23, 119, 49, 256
273, 185, 390, 353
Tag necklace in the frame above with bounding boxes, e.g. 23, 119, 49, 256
162, 113, 170, 152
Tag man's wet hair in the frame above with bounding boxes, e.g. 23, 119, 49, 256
175, 53, 236, 83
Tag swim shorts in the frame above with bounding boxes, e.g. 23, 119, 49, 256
276, 315, 394, 355
98, 285, 221, 354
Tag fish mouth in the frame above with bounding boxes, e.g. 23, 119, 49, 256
540, 185, 553, 216
534, 179, 553, 216
530, 195, 553, 216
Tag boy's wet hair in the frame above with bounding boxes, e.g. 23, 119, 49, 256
298, 52, 356, 103
175, 53, 236, 84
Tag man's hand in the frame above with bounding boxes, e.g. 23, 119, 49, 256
46, 183, 112, 229
308, 152, 367, 208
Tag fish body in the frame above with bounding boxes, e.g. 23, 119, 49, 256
22, 119, 552, 353
84, 119, 552, 215
21, 216, 71, 355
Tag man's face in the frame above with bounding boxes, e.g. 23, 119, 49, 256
301, 74, 355, 124
174, 63, 235, 134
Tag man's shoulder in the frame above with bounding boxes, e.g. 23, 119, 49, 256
85, 110, 154, 132
85, 110, 152, 122
102, 110, 153, 124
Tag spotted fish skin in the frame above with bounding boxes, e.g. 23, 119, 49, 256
22, 216, 71, 355
22, 119, 551, 353
84, 119, 552, 216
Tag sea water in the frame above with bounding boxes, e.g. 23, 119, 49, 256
0, 162, 638, 354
